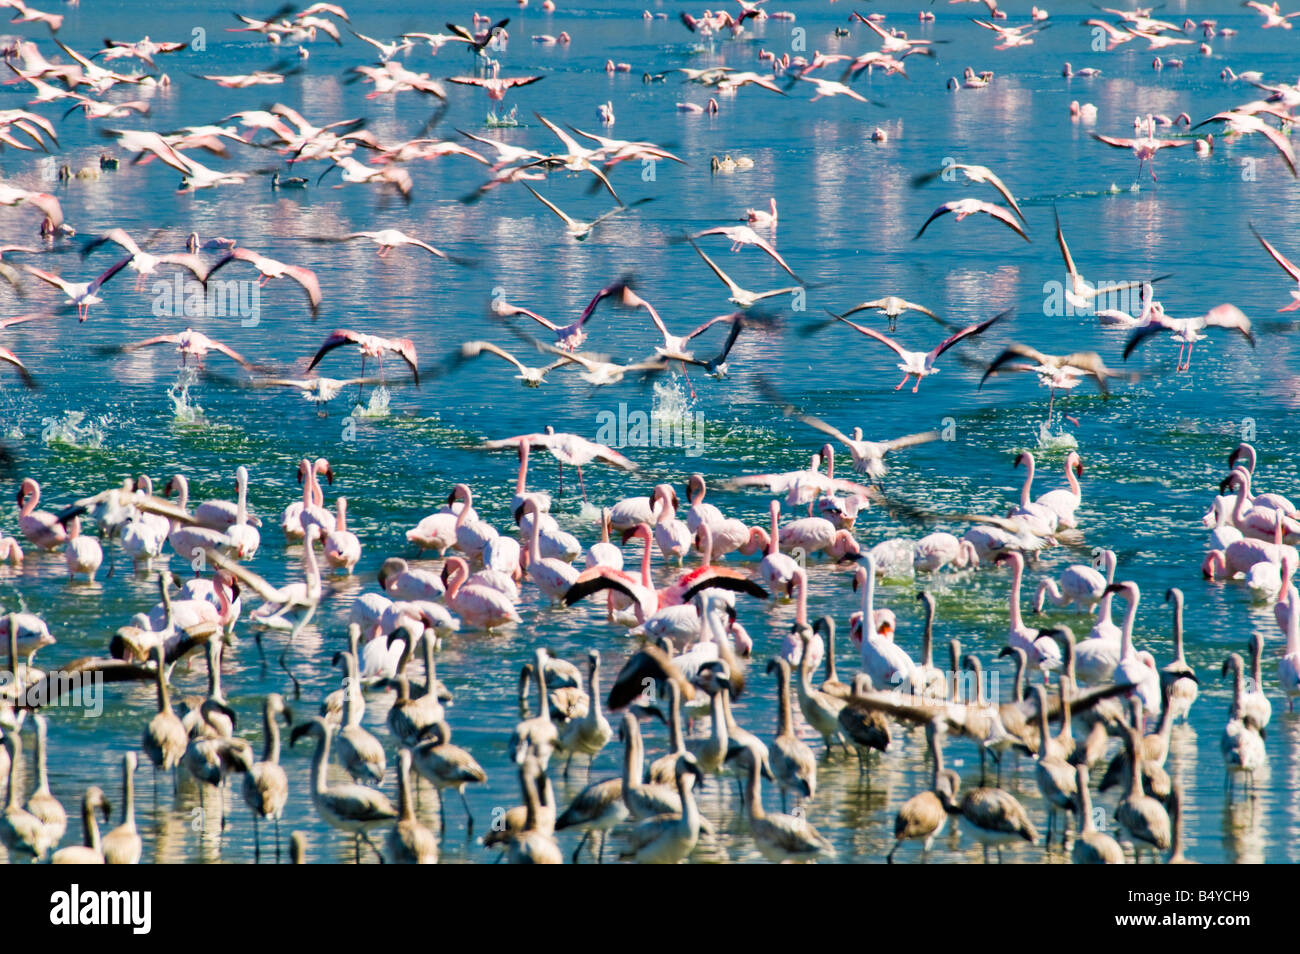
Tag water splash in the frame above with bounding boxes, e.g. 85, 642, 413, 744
1036, 416, 1079, 451
486, 106, 519, 127
167, 368, 204, 424
40, 410, 106, 449
351, 385, 391, 420
651, 376, 693, 428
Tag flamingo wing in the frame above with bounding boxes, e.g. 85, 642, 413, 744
1250, 222, 1300, 282
207, 336, 256, 370
20, 265, 72, 294
306, 330, 360, 371
1122, 314, 1179, 360
523, 184, 577, 227
913, 202, 957, 239
1201, 304, 1255, 345
576, 278, 628, 328
977, 203, 1030, 241
0, 346, 35, 388
679, 569, 768, 603
834, 313, 910, 359
281, 263, 323, 316
930, 308, 1012, 361
87, 255, 132, 294
1091, 132, 1138, 149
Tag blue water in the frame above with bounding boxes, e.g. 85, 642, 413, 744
1, 0, 1298, 863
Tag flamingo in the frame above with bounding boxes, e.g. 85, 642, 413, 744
23, 257, 131, 320
913, 532, 980, 572
911, 163, 1024, 221
1227, 443, 1295, 510
16, 478, 66, 550
63, 515, 102, 581
997, 550, 1063, 678
1092, 116, 1196, 181
1009, 452, 1061, 536
1103, 581, 1161, 715
209, 248, 320, 314
482, 427, 637, 501
832, 308, 1010, 392
1034, 548, 1116, 612
1034, 451, 1085, 528
307, 330, 418, 384
121, 328, 255, 371
849, 557, 919, 691
915, 199, 1028, 242
441, 556, 521, 629
323, 497, 362, 574
282, 458, 335, 541
1250, 223, 1300, 312
1123, 303, 1254, 372
522, 499, 578, 603
489, 279, 625, 352
81, 228, 208, 290
744, 198, 778, 228
687, 238, 803, 309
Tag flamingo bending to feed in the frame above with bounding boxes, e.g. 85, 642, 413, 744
744, 197, 777, 228
913, 532, 979, 573
1035, 547, 1116, 612
831, 308, 1010, 392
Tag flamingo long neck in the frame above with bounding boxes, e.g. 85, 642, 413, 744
310, 727, 330, 795
173, 475, 189, 511
1231, 471, 1252, 524
1172, 595, 1186, 662
236, 471, 249, 524
768, 503, 780, 557
795, 572, 808, 629
154, 647, 172, 715
698, 523, 714, 565
1287, 591, 1300, 655
776, 664, 793, 735
1035, 693, 1051, 753
1239, 444, 1257, 475
1019, 455, 1035, 507
122, 759, 135, 830
689, 478, 705, 507
264, 704, 281, 764
1007, 557, 1025, 631
311, 464, 325, 508
621, 717, 642, 791
534, 653, 551, 727
20, 481, 37, 517
1119, 587, 1138, 659
35, 717, 49, 792
299, 461, 312, 508
1103, 550, 1117, 584
668, 686, 685, 753
636, 527, 652, 588
527, 502, 543, 563
85, 795, 103, 853
302, 533, 320, 586
445, 560, 466, 602
516, 445, 530, 496
4, 736, 19, 810
336, 498, 348, 533
454, 487, 473, 529
921, 602, 934, 667
1065, 457, 1081, 497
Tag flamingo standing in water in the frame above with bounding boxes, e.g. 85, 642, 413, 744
1034, 451, 1085, 528
744, 198, 777, 228
521, 498, 578, 603
997, 550, 1063, 680
323, 497, 362, 574
282, 458, 335, 541
1102, 581, 1161, 716
744, 500, 800, 598
16, 478, 66, 550
63, 515, 102, 581
849, 556, 918, 692
441, 556, 520, 629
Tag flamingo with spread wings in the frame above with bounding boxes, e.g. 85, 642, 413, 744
1250, 222, 1300, 311
833, 309, 1012, 392
122, 328, 255, 370
307, 330, 419, 384
207, 247, 321, 317
1122, 304, 1254, 371
23, 257, 131, 320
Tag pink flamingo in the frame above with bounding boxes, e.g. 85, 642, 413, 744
1034, 451, 1084, 528
1227, 443, 1295, 510
483, 426, 637, 500
1220, 466, 1300, 541
16, 478, 66, 550
207, 247, 321, 316
832, 309, 1010, 392
63, 515, 102, 581
489, 279, 625, 353
442, 556, 521, 629
307, 329, 418, 384
742, 500, 801, 597
378, 557, 445, 601
1092, 116, 1195, 181
915, 199, 1029, 241
522, 498, 578, 602
510, 440, 552, 514
446, 62, 544, 101
23, 257, 131, 320
323, 497, 362, 574
449, 484, 497, 563
652, 484, 692, 565
913, 532, 980, 572
778, 512, 861, 560
744, 198, 778, 228
121, 328, 255, 370
997, 550, 1062, 679
0, 536, 23, 565
161, 474, 235, 558
281, 458, 335, 540
778, 566, 824, 673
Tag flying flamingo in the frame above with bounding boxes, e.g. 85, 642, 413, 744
490, 279, 625, 351
338, 230, 458, 261
914, 199, 1029, 242
1092, 116, 1195, 181
783, 406, 939, 478
911, 162, 1024, 221
980, 342, 1125, 416
482, 427, 637, 500
121, 328, 255, 371
445, 63, 544, 101
1248, 223, 1300, 311
688, 238, 803, 309
0, 347, 35, 388
16, 478, 67, 550
522, 185, 653, 242
307, 330, 419, 385
81, 228, 208, 289
23, 257, 131, 320
833, 308, 1011, 392
690, 225, 799, 278
564, 523, 766, 622
207, 247, 321, 317
1122, 303, 1254, 371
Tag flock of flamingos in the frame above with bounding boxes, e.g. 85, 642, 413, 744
0, 0, 1297, 865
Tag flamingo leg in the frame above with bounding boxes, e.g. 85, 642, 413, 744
577, 466, 588, 503
1184, 340, 1194, 371
895, 373, 909, 391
